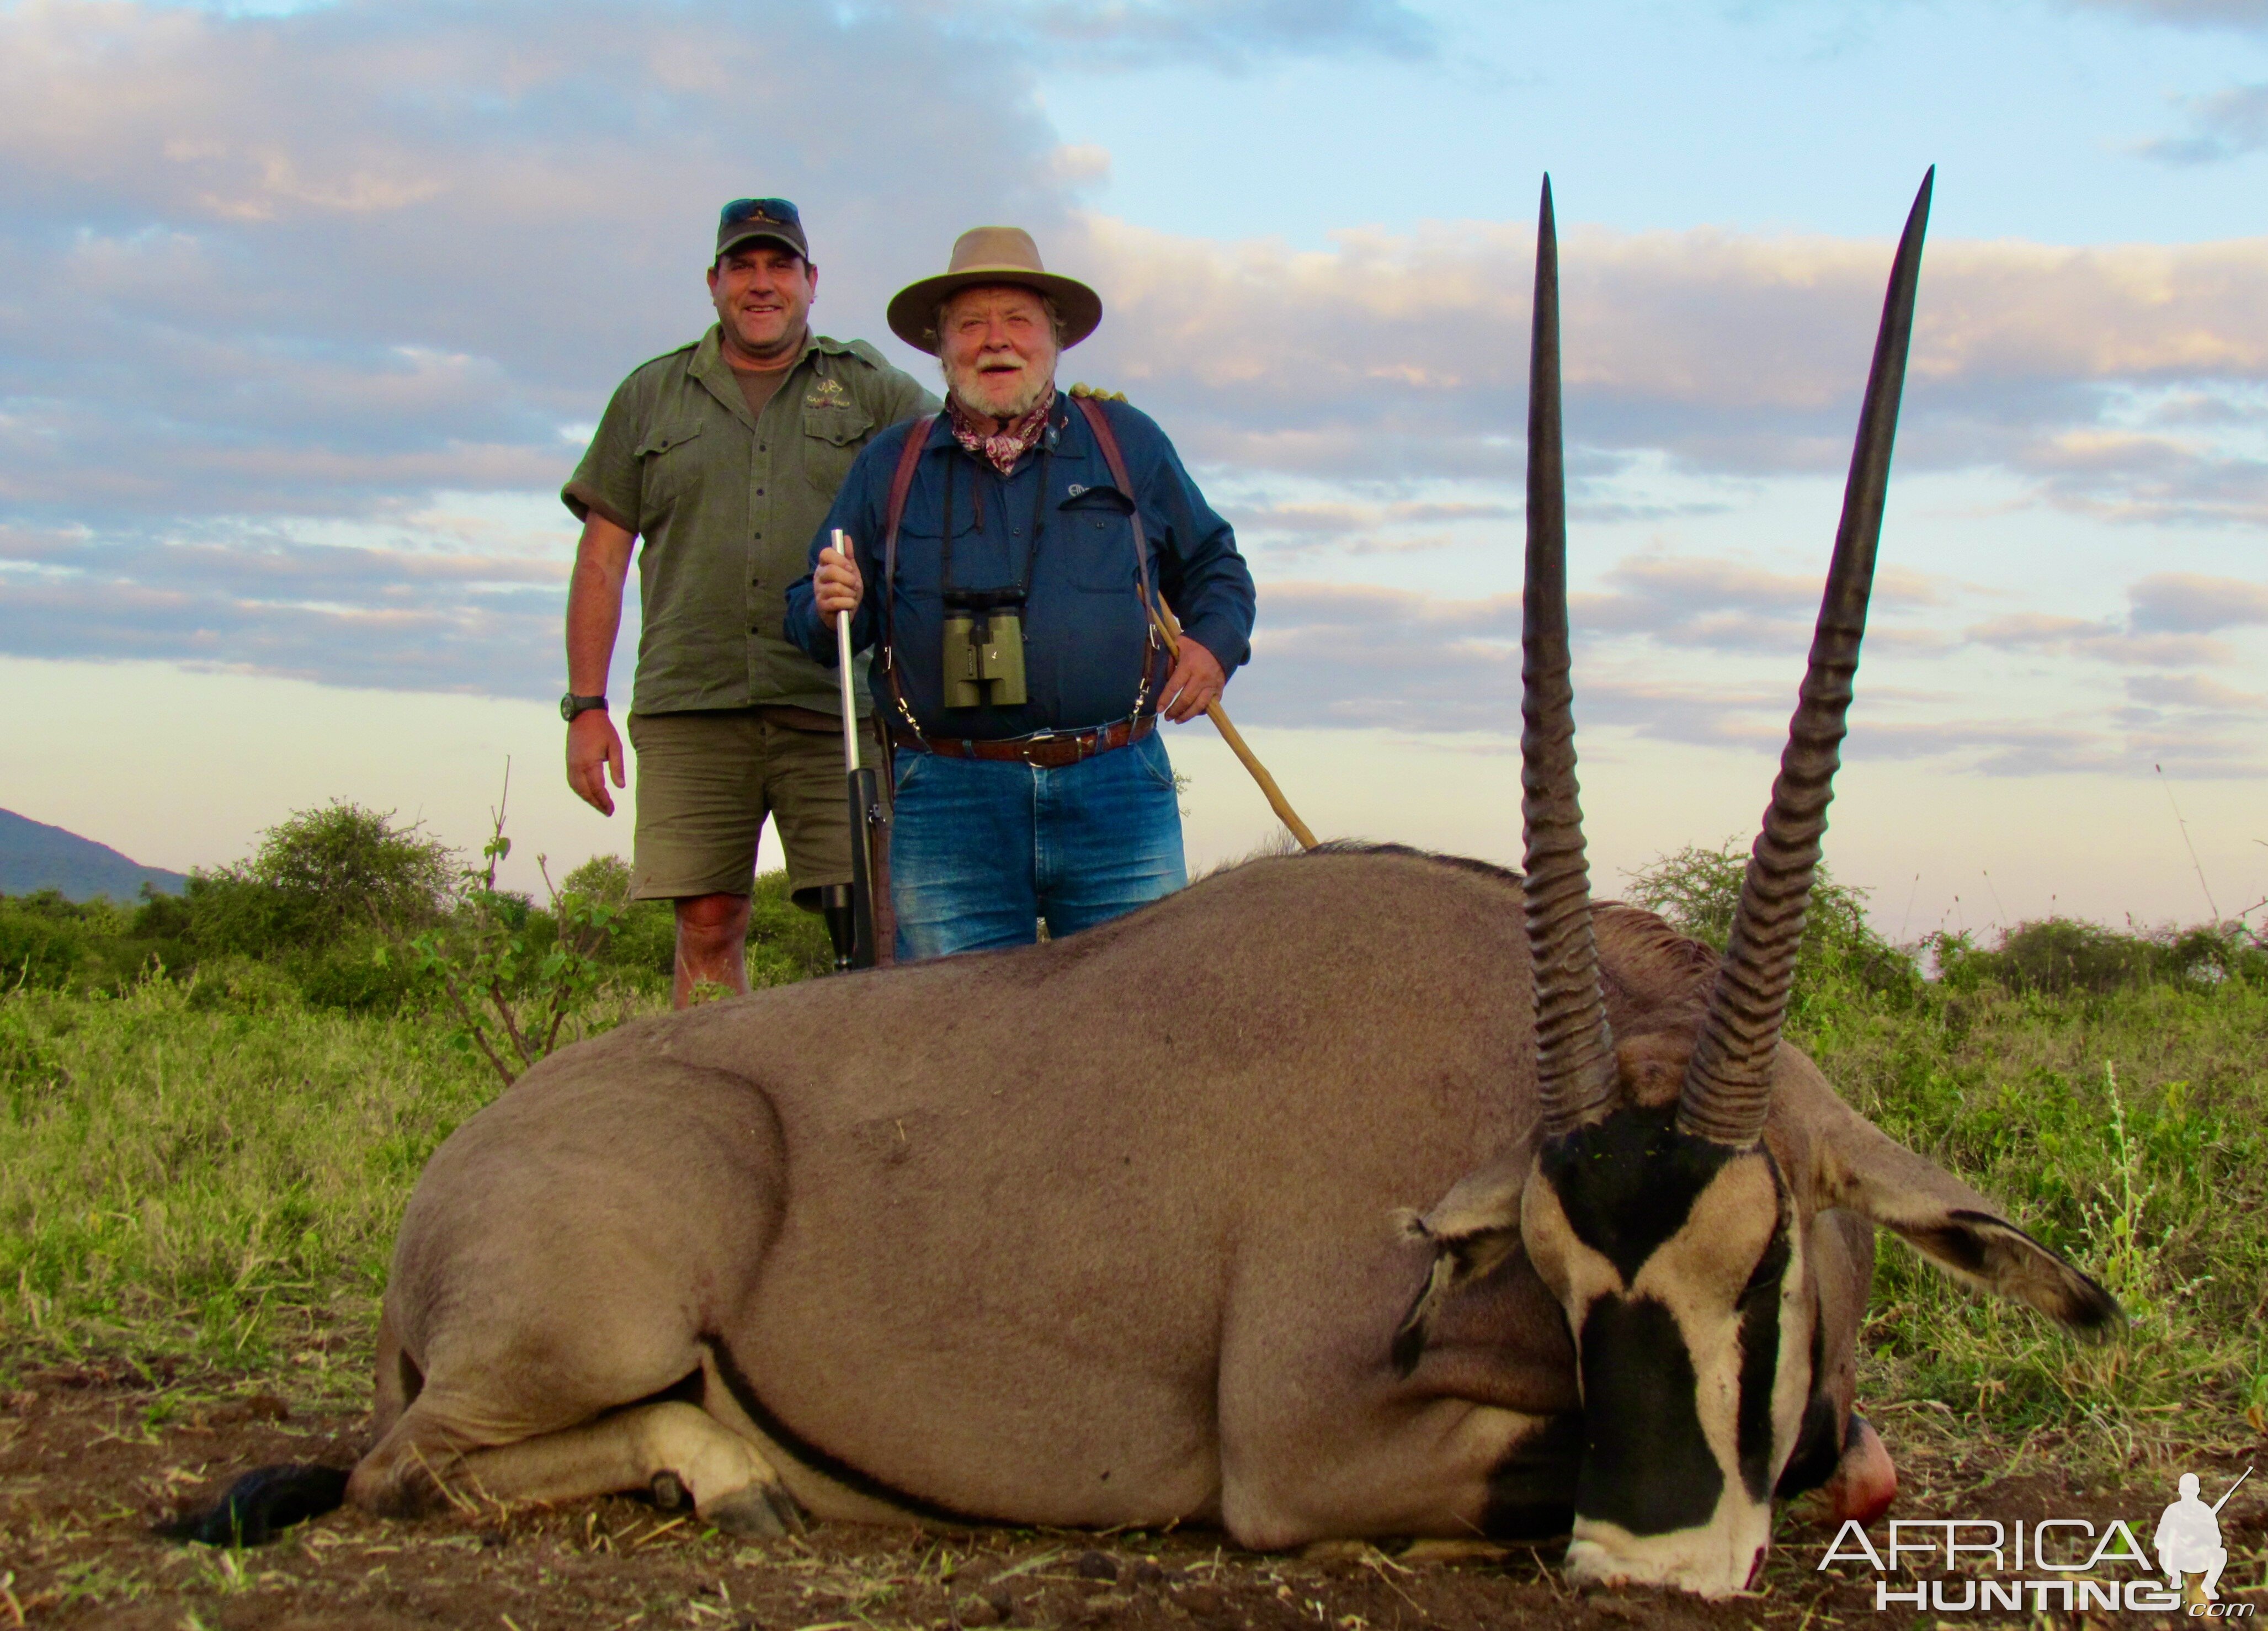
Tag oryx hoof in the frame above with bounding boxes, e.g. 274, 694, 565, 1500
649, 1471, 688, 1511
701, 1480, 806, 1539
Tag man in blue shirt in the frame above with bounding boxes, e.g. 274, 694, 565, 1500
784, 227, 1257, 960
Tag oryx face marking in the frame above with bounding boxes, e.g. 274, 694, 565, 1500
1521, 1106, 1818, 1595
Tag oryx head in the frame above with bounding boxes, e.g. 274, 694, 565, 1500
1403, 173, 2120, 1598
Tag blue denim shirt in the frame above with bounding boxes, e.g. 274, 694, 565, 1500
784, 397, 1255, 740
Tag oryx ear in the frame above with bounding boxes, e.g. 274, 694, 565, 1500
1390, 1150, 1527, 1375
1809, 1104, 2122, 1337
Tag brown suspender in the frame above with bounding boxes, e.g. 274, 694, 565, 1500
1070, 394, 1167, 659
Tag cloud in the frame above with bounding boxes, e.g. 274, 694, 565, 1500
1964, 612, 2230, 667
2136, 82, 2268, 164
2062, 0, 2268, 31
1951, 570, 2268, 676
1224, 497, 1517, 556
0, 0, 1066, 530
2124, 672, 2268, 709
1004, 0, 1436, 68
2, 0, 2265, 767
2127, 570, 2268, 630
1213, 564, 2266, 781
1069, 213, 2268, 521
0, 521, 566, 695
1573, 554, 1944, 654
1226, 566, 1951, 736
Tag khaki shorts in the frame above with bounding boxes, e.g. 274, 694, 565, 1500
627, 710, 860, 907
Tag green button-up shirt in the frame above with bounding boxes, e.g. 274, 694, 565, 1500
563, 325, 937, 717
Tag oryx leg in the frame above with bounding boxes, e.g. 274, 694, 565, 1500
1222, 1396, 1575, 1549
345, 1057, 794, 1531
354, 1397, 801, 1536
1217, 1252, 1579, 1548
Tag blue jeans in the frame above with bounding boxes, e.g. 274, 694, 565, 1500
890, 729, 1188, 960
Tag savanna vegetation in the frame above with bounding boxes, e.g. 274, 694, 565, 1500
2, 819, 2263, 1469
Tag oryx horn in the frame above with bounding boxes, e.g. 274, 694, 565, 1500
1676, 168, 1934, 1147
1522, 176, 1617, 1140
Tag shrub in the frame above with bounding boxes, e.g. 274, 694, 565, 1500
188, 802, 453, 956
1619, 841, 1920, 1016
748, 870, 834, 987
1938, 916, 2268, 996
292, 930, 425, 1013
0, 896, 99, 990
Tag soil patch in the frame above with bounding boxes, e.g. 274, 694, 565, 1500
3, 1363, 2259, 1630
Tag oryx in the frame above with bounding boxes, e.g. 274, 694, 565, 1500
194, 173, 2117, 1597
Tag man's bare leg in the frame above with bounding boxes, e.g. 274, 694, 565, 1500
673, 892, 752, 1007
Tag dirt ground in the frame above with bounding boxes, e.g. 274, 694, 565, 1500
4, 1359, 2261, 1631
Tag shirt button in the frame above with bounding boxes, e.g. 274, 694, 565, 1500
756, 487, 765, 496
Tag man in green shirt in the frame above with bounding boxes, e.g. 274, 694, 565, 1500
561, 198, 936, 1005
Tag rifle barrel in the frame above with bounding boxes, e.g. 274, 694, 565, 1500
832, 529, 861, 773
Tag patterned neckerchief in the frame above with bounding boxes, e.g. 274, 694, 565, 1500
948, 384, 1056, 477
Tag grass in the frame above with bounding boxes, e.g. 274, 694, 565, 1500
4, 881, 2265, 1473
1, 973, 502, 1392
1796, 972, 2268, 1459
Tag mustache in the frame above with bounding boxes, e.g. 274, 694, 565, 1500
942, 357, 1055, 419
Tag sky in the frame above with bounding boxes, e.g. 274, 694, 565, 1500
3, 0, 2266, 936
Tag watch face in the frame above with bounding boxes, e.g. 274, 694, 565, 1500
560, 693, 576, 722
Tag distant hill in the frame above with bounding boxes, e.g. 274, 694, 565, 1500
1, 807, 189, 902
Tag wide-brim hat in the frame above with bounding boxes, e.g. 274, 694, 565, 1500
886, 227, 1102, 354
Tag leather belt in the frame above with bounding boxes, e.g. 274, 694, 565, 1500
893, 714, 1155, 769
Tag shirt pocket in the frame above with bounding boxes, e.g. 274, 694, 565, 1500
1057, 486, 1142, 593
633, 420, 706, 524
802, 402, 876, 498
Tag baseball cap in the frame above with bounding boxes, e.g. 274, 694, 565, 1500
715, 197, 809, 264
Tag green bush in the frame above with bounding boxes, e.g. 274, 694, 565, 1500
291, 931, 425, 1013
1937, 916, 2268, 996
1619, 841, 1920, 1017
188, 801, 452, 957
0, 890, 181, 993
552, 853, 832, 990
748, 869, 834, 987
0, 895, 100, 989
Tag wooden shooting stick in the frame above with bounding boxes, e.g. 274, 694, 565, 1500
1147, 601, 1318, 851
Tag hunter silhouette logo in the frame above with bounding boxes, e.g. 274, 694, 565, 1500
1818, 1463, 2256, 1615
2158, 1468, 2249, 1603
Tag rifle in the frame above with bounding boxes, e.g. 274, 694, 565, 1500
2211, 1467, 2251, 1514
824, 529, 890, 971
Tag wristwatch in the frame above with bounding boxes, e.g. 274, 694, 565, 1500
560, 693, 608, 722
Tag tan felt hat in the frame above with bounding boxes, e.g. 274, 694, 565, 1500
886, 226, 1102, 354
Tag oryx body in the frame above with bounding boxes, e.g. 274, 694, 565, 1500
346, 845, 2102, 1593
326, 173, 2119, 1597
356, 849, 1631, 1545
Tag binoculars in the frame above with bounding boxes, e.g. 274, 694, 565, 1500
941, 598, 1027, 709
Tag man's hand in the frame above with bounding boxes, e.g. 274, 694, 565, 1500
815, 543, 864, 626
567, 709, 626, 815
564, 512, 633, 814
1159, 636, 1227, 724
